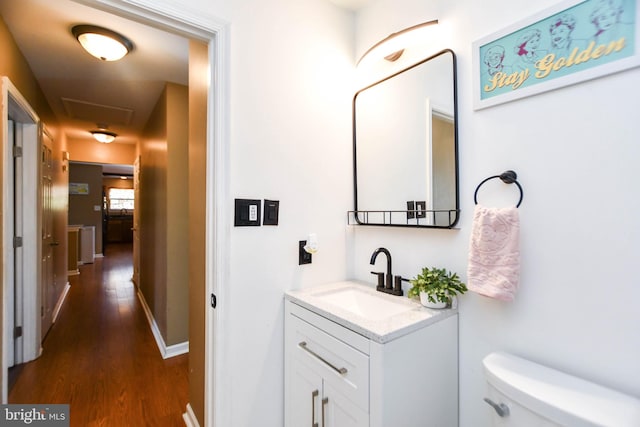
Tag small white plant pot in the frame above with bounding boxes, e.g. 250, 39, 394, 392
419, 292, 447, 309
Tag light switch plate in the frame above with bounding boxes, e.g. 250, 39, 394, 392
416, 201, 426, 219
407, 201, 415, 219
263, 199, 279, 225
234, 199, 261, 226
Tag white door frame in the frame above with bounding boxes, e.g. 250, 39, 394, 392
1, 77, 42, 402
73, 1, 230, 426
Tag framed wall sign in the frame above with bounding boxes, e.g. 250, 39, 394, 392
473, 0, 639, 110
69, 182, 89, 195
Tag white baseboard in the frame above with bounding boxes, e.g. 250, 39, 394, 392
67, 269, 79, 276
183, 403, 200, 427
136, 289, 189, 359
166, 340, 189, 358
95, 253, 104, 258
52, 282, 71, 324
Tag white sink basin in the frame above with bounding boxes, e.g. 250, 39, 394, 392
286, 281, 454, 343
313, 286, 413, 321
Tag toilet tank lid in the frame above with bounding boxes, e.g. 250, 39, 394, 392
483, 352, 640, 427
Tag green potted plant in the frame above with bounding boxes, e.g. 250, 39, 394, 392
407, 267, 467, 308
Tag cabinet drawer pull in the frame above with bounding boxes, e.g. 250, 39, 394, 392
322, 397, 328, 427
312, 390, 319, 427
298, 341, 348, 375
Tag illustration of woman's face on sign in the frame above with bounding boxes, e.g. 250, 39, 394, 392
551, 24, 572, 46
591, 1, 622, 31
517, 30, 541, 55
549, 15, 576, 48
526, 33, 541, 50
485, 46, 505, 68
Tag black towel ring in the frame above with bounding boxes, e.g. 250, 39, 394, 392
474, 170, 524, 208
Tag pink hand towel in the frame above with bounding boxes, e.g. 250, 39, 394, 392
467, 205, 520, 301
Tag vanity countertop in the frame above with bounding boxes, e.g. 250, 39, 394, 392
285, 280, 457, 344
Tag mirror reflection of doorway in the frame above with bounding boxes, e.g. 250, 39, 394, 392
431, 112, 455, 226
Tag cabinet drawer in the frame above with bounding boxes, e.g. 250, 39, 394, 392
290, 313, 369, 412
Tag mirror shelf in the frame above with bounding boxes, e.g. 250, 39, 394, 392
347, 209, 460, 228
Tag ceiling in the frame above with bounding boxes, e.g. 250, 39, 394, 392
328, 0, 373, 10
0, 0, 370, 174
0, 0, 189, 147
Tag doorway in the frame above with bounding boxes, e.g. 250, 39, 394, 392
2, 1, 229, 426
1, 78, 42, 402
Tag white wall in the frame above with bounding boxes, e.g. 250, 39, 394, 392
227, 2, 355, 425
354, 0, 640, 426
176, 0, 355, 425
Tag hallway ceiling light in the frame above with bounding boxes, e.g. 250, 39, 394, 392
357, 19, 439, 67
91, 130, 117, 143
72, 25, 134, 61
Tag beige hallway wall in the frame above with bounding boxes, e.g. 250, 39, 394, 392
139, 82, 189, 348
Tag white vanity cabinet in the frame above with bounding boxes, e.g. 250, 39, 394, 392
284, 292, 459, 427
286, 301, 370, 426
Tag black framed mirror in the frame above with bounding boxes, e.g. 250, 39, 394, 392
352, 49, 459, 228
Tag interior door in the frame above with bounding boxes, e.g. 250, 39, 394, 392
132, 155, 140, 286
2, 76, 41, 402
40, 130, 54, 336
8, 119, 18, 368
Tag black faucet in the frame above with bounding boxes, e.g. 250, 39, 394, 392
370, 247, 403, 296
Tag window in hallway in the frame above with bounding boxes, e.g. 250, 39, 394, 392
108, 188, 134, 212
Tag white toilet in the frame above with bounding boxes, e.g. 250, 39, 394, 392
482, 352, 640, 426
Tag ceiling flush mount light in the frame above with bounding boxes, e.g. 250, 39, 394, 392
72, 25, 134, 61
91, 129, 117, 143
357, 19, 439, 67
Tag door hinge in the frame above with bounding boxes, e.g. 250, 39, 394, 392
13, 236, 23, 248
13, 146, 22, 157
211, 293, 217, 309
14, 326, 22, 339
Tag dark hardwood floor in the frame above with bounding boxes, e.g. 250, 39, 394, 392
9, 243, 189, 427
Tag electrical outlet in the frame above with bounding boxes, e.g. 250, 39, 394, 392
407, 201, 415, 219
299, 240, 312, 265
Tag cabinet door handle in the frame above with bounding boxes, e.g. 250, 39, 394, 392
321, 397, 328, 427
311, 390, 319, 427
298, 341, 348, 375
